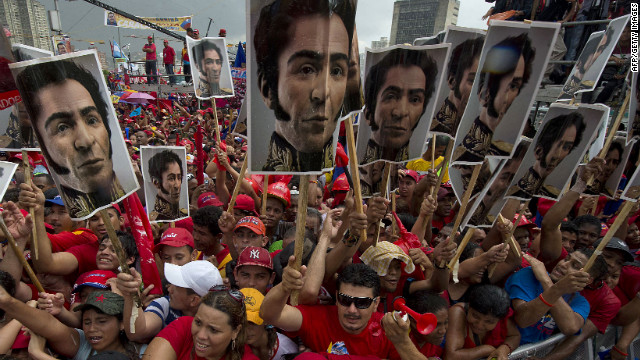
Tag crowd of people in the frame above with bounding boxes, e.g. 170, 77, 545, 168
0, 1, 637, 359
0, 85, 637, 360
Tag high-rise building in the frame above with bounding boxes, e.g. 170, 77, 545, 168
371, 37, 389, 50
390, 0, 459, 45
0, 0, 53, 52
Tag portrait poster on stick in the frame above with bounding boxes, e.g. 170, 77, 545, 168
356, 44, 451, 166
186, 37, 235, 100
451, 21, 560, 165
0, 43, 52, 150
464, 138, 531, 228
247, 0, 358, 174
622, 162, 640, 201
599, 137, 635, 198
558, 15, 630, 101
628, 72, 639, 143
140, 146, 189, 222
0, 161, 18, 200
427, 26, 486, 139
505, 103, 607, 201
449, 159, 494, 207
9, 50, 140, 220
232, 100, 247, 139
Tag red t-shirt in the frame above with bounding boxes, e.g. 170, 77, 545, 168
613, 263, 640, 305
163, 46, 175, 65
409, 333, 443, 358
49, 228, 97, 253
580, 283, 621, 333
66, 241, 99, 275
143, 43, 157, 61
459, 305, 513, 348
157, 316, 258, 360
291, 305, 400, 359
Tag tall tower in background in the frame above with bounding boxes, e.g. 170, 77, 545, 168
390, 0, 459, 45
0, 0, 53, 52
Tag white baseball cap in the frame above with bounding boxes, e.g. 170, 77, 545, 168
164, 261, 223, 296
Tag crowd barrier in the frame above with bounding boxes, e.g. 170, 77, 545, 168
508, 326, 640, 360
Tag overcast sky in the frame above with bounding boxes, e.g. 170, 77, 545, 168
45, 0, 491, 62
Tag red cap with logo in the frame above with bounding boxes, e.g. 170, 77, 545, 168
234, 216, 266, 235
267, 182, 291, 209
154, 228, 195, 252
237, 246, 273, 270
401, 170, 419, 183
332, 173, 350, 191
198, 192, 224, 208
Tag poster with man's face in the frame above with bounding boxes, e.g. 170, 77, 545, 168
622, 161, 640, 201
505, 103, 607, 201
449, 159, 494, 206
599, 137, 634, 198
451, 21, 559, 165
247, 0, 358, 174
0, 44, 52, 151
558, 14, 630, 100
464, 138, 531, 228
628, 72, 639, 143
232, 100, 247, 139
0, 161, 18, 200
140, 146, 189, 222
356, 44, 450, 166
9, 50, 140, 220
427, 26, 486, 139
187, 37, 234, 100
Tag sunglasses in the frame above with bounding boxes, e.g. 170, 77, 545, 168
336, 293, 376, 309
210, 285, 244, 304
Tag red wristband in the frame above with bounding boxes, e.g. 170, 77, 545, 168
612, 346, 628, 357
539, 293, 554, 307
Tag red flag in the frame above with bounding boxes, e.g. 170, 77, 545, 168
158, 100, 174, 114
122, 194, 162, 295
335, 143, 349, 167
195, 124, 204, 185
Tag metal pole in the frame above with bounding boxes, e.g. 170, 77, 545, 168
205, 18, 213, 38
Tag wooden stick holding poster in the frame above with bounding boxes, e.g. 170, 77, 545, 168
373, 163, 391, 246
587, 92, 631, 187
212, 101, 222, 144
289, 175, 309, 306
583, 200, 635, 272
445, 163, 482, 269
0, 217, 44, 293
227, 157, 249, 211
21, 150, 38, 260
100, 209, 141, 332
345, 114, 368, 240
261, 176, 269, 215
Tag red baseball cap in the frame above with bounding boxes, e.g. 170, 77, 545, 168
401, 170, 419, 183
234, 194, 259, 216
147, 35, 153, 39
175, 217, 194, 233
154, 228, 195, 253
198, 192, 224, 208
237, 247, 273, 270
234, 216, 266, 236
72, 270, 117, 293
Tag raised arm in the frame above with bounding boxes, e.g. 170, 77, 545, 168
0, 285, 80, 358
259, 256, 304, 332
116, 268, 163, 342
539, 159, 601, 263
18, 184, 79, 276
299, 209, 339, 305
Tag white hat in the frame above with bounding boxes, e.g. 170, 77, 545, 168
164, 261, 223, 296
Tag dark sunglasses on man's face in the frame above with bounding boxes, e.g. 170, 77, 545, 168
337, 293, 376, 309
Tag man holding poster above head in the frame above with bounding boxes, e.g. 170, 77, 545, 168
190, 38, 233, 98
251, 0, 356, 173
11, 51, 139, 219
359, 47, 439, 164
452, 33, 535, 163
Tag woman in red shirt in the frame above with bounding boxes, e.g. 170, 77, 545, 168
444, 284, 520, 360
144, 286, 259, 360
